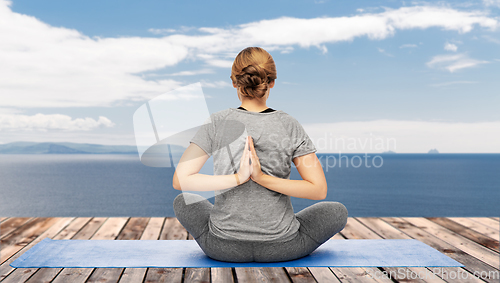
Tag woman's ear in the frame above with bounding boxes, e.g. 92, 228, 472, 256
232, 81, 237, 88
269, 80, 275, 88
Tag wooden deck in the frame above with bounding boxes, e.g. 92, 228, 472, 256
1, 217, 498, 283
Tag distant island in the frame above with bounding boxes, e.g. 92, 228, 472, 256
381, 150, 396, 154
428, 149, 439, 154
0, 141, 190, 155
0, 141, 139, 154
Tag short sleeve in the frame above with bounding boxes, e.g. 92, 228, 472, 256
189, 116, 213, 156
291, 119, 317, 159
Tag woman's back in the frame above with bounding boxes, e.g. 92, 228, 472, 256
189, 107, 317, 242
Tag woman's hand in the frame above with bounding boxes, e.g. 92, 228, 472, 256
236, 136, 251, 185
249, 136, 265, 182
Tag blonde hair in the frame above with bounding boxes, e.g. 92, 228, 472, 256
230, 47, 277, 99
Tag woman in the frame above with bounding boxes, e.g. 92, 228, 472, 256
172, 47, 348, 262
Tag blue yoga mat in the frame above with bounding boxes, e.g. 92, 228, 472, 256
11, 238, 464, 268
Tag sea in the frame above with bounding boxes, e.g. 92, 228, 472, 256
0, 153, 498, 217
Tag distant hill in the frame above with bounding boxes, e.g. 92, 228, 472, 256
0, 141, 141, 154
428, 148, 439, 154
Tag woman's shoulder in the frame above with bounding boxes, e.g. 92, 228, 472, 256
274, 110, 301, 125
208, 108, 233, 121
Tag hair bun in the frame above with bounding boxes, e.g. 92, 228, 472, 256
230, 47, 277, 99
235, 65, 269, 99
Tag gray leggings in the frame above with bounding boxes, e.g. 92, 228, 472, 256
173, 192, 348, 262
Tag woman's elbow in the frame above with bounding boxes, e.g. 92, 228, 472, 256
314, 184, 328, 200
172, 172, 182, 191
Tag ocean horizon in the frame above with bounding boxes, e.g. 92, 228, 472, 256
0, 153, 498, 217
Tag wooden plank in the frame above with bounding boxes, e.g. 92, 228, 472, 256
427, 218, 498, 252
234, 267, 290, 283
469, 218, 499, 231
119, 217, 165, 283
1, 218, 62, 264
357, 217, 478, 283
144, 218, 184, 283
448, 218, 499, 240
0, 218, 33, 239
211, 268, 235, 283
116, 217, 149, 240
308, 267, 341, 283
331, 267, 389, 283
159, 217, 187, 240
86, 269, 123, 283
54, 218, 94, 240
144, 267, 183, 283
285, 267, 317, 283
402, 217, 499, 269
140, 217, 164, 241
382, 217, 500, 283
23, 218, 93, 283
184, 268, 211, 283
0, 218, 75, 283
92, 217, 129, 240
86, 217, 150, 283
50, 217, 129, 283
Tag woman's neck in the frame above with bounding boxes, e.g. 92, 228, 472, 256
239, 100, 268, 113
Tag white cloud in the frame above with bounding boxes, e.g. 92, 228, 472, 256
377, 47, 394, 57
0, 0, 498, 109
483, 35, 500, 44
426, 53, 488, 72
148, 28, 177, 34
0, 113, 115, 131
204, 59, 234, 68
148, 26, 195, 35
0, 0, 188, 108
279, 46, 294, 54
0, 107, 23, 114
399, 43, 418, 48
146, 69, 215, 77
200, 80, 232, 88
483, 0, 500, 7
444, 42, 458, 51
302, 120, 500, 153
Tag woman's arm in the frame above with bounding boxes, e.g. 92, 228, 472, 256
249, 139, 327, 200
172, 139, 251, 191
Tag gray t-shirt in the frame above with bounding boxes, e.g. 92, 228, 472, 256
189, 107, 317, 242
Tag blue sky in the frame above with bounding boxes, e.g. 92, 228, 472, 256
1, 0, 499, 153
